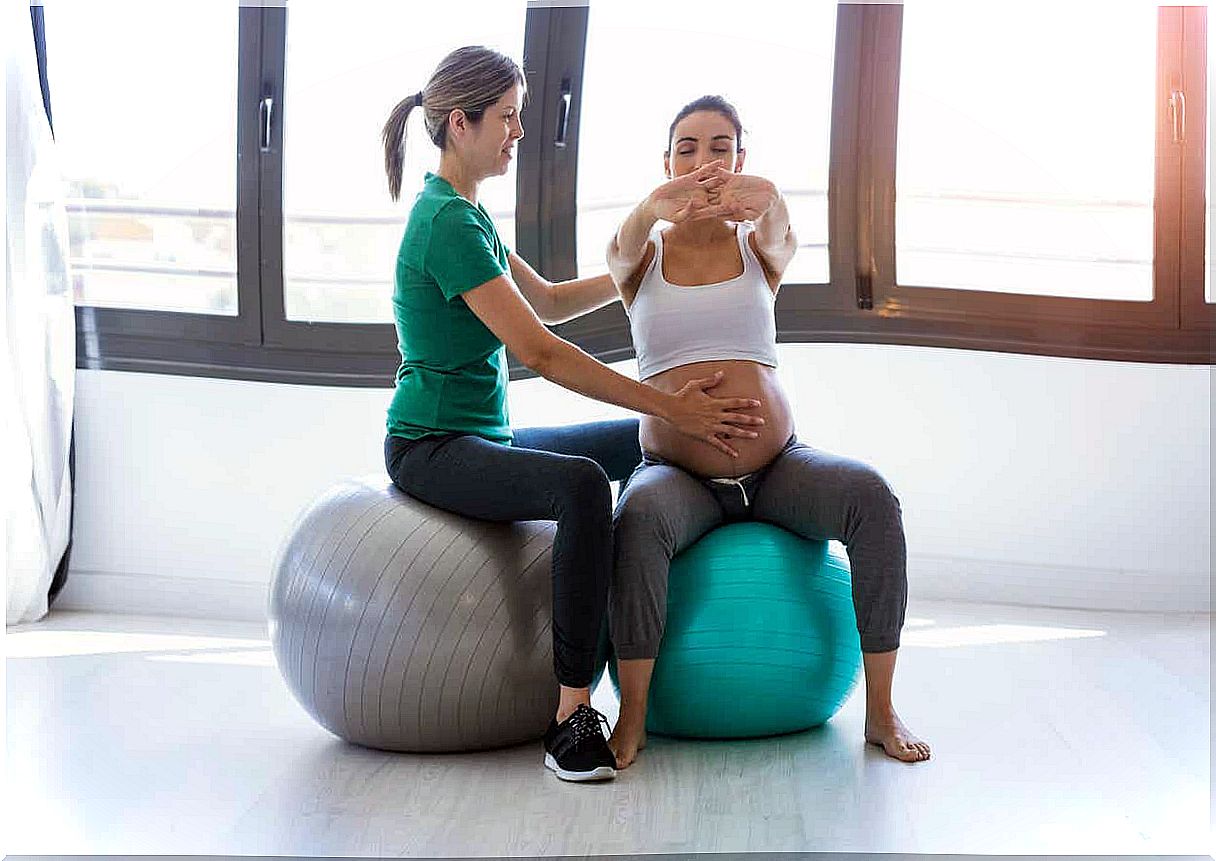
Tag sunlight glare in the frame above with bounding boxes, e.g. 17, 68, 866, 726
903, 623, 1107, 649
5, 630, 267, 659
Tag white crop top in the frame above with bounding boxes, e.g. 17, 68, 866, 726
626, 222, 779, 381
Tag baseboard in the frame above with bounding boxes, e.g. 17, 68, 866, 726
906, 553, 1210, 614
54, 570, 271, 623
55, 554, 1209, 623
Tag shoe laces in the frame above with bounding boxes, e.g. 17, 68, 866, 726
567, 704, 611, 748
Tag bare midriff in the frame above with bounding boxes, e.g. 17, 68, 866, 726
640, 359, 794, 479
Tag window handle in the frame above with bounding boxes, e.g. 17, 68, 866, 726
1169, 89, 1185, 144
260, 96, 275, 153
554, 78, 572, 148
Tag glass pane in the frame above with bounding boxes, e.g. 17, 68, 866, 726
46, 1, 239, 315
896, 1, 1157, 300
282, 2, 526, 323
576, 1, 835, 284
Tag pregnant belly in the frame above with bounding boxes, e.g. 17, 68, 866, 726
639, 360, 794, 478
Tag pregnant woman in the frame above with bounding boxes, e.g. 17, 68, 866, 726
605, 95, 931, 768
380, 51, 765, 782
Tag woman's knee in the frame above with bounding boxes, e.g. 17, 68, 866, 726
555, 456, 612, 512
848, 464, 902, 514
612, 479, 679, 540
612, 488, 685, 612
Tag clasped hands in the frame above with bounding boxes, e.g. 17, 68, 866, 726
645, 160, 778, 225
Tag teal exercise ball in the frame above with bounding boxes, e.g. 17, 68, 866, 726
603, 522, 862, 739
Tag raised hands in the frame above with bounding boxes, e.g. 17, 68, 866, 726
644, 160, 736, 224
707, 169, 780, 222
645, 162, 780, 225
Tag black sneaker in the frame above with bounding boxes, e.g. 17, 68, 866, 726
542, 703, 617, 782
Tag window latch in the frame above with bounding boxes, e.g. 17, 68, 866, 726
856, 270, 874, 310
259, 96, 275, 153
554, 78, 572, 148
1169, 89, 1185, 144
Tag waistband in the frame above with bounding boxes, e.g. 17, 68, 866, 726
706, 474, 757, 508
640, 433, 798, 478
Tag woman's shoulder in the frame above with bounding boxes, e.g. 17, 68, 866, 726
429, 196, 497, 242
613, 239, 658, 308
418, 192, 479, 225
401, 196, 495, 261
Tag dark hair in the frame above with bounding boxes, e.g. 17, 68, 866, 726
381, 46, 526, 201
666, 95, 744, 154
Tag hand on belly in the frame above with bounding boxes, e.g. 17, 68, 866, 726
640, 361, 794, 478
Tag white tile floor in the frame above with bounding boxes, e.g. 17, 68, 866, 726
5, 598, 1212, 857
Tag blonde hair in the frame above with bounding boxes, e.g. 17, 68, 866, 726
381, 46, 525, 201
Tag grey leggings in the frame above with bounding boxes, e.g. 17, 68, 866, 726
610, 435, 908, 659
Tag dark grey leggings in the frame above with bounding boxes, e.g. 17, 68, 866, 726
384, 419, 641, 688
611, 435, 907, 659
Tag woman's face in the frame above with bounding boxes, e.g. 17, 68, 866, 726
665, 110, 745, 179
467, 83, 525, 178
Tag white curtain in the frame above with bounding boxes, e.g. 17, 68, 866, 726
5, 2, 75, 624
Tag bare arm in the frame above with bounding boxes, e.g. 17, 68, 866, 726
713, 169, 798, 287
460, 273, 765, 457
606, 202, 659, 302
607, 160, 733, 297
505, 252, 554, 320
507, 252, 619, 325
751, 186, 797, 282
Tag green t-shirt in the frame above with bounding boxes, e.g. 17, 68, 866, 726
386, 172, 513, 444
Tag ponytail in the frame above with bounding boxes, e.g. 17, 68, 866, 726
382, 94, 418, 202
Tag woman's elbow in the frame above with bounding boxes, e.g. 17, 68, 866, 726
759, 228, 797, 260
515, 334, 557, 374
606, 237, 637, 278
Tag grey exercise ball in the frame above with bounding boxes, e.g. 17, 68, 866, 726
269, 476, 559, 752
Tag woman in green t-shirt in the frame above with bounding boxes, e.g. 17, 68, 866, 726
381, 46, 764, 783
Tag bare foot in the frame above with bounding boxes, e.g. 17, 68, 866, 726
865, 709, 931, 762
607, 715, 648, 769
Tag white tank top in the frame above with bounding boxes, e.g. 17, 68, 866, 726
626, 222, 778, 381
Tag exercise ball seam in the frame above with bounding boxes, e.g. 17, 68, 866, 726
399, 532, 483, 745
309, 497, 403, 735
297, 491, 395, 713
346, 512, 430, 741
432, 537, 507, 748
380, 524, 466, 746
363, 516, 445, 742
275, 486, 361, 705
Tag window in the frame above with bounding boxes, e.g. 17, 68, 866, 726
575, 0, 836, 285
895, 1, 1158, 301
55, 1, 1207, 388
280, 3, 526, 324
46, 1, 240, 316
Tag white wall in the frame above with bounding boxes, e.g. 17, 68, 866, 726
58, 343, 1211, 621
